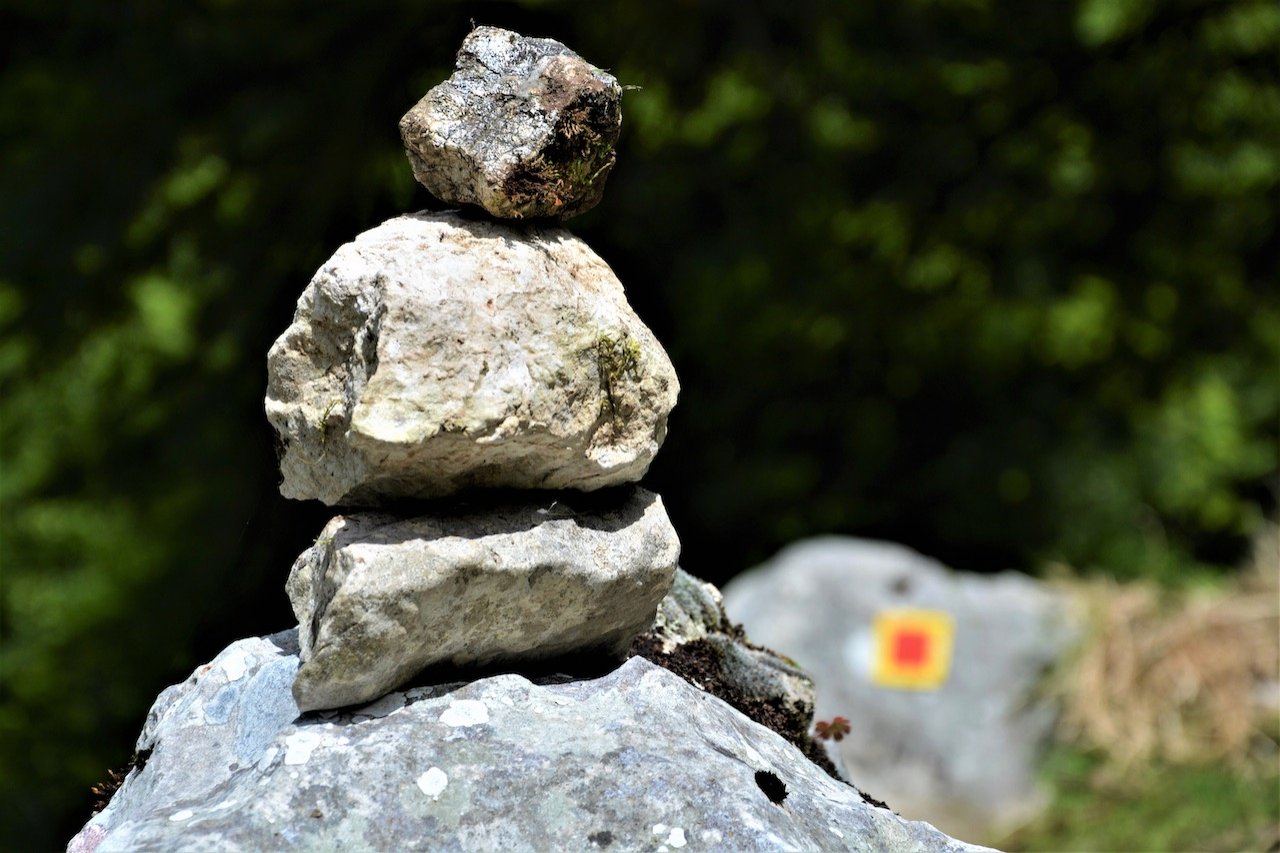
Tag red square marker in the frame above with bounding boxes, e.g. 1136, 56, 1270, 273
873, 610, 953, 690
892, 630, 930, 667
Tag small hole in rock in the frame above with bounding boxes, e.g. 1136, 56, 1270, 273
890, 576, 912, 595
755, 769, 788, 805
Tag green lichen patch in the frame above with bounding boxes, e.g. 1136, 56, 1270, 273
596, 333, 642, 422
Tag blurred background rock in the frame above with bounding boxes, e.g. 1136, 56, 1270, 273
0, 0, 1276, 848
723, 537, 1081, 843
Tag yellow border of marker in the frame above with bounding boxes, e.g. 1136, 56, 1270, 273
871, 609, 955, 690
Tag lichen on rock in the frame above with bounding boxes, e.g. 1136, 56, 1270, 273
399, 26, 622, 220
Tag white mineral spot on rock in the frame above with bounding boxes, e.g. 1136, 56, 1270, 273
439, 700, 489, 727
221, 649, 251, 681
416, 767, 449, 800
498, 696, 515, 707
168, 809, 193, 822
829, 826, 845, 838
257, 747, 279, 771
737, 741, 767, 767
651, 823, 667, 835
667, 827, 687, 848
738, 808, 767, 833
700, 829, 723, 844
283, 730, 323, 765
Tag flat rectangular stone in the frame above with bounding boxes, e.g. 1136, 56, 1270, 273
287, 487, 680, 711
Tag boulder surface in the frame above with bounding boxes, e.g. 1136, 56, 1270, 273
723, 536, 1079, 843
288, 488, 680, 711
71, 632, 988, 852
265, 211, 678, 505
400, 26, 622, 219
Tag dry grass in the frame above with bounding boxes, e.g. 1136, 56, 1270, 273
1048, 524, 1279, 772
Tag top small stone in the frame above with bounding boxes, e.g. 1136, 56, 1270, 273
399, 27, 622, 220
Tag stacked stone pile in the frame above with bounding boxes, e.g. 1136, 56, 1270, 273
69, 29, 990, 851
266, 26, 680, 712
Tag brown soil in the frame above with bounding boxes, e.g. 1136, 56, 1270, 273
629, 633, 889, 810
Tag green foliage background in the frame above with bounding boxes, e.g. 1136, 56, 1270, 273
1, 0, 1276, 844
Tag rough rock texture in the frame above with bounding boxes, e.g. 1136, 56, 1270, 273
265, 212, 678, 505
628, 569, 848, 784
644, 567, 746, 652
71, 632, 989, 852
288, 488, 679, 711
400, 27, 622, 219
723, 537, 1080, 844
639, 570, 815, 723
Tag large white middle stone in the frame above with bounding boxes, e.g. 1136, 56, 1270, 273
265, 211, 678, 505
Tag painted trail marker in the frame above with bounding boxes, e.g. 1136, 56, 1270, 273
871, 610, 954, 690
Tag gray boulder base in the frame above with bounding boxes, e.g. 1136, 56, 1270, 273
400, 26, 622, 220
69, 632, 990, 852
265, 211, 678, 505
723, 537, 1079, 845
288, 488, 679, 712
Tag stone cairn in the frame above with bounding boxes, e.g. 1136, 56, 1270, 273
265, 27, 682, 712
67, 29, 985, 850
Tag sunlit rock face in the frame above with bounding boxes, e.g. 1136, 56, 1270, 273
70, 632, 988, 853
265, 212, 677, 506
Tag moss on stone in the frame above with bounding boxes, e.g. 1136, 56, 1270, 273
596, 333, 642, 422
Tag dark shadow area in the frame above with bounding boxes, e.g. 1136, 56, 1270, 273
324, 484, 658, 544
295, 640, 631, 724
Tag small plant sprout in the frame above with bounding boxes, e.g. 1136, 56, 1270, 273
596, 333, 642, 422
814, 716, 851, 742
